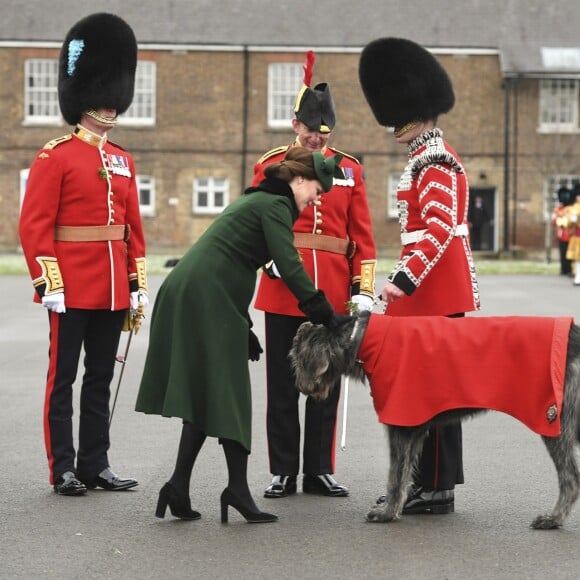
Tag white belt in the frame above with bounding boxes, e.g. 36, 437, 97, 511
401, 223, 469, 246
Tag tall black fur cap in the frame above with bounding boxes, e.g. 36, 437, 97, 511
58, 13, 137, 125
359, 37, 455, 127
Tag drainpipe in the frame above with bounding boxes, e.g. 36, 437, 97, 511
241, 45, 250, 193
502, 78, 511, 252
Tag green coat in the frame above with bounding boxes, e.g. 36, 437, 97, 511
135, 180, 319, 451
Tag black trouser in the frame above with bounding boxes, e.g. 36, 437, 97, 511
265, 313, 341, 476
44, 308, 125, 483
559, 240, 572, 275
413, 312, 465, 491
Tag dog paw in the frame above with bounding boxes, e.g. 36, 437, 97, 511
366, 505, 399, 523
530, 514, 562, 530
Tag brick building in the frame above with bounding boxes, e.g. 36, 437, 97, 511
1, 0, 579, 256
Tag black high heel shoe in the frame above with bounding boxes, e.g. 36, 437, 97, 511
155, 482, 201, 520
220, 488, 278, 524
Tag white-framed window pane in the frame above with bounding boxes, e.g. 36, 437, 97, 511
24, 59, 61, 125
136, 174, 155, 216
538, 79, 579, 133
268, 63, 303, 128
387, 173, 402, 218
193, 176, 229, 214
118, 61, 156, 127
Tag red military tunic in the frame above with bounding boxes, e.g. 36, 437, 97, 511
387, 128, 480, 316
19, 126, 147, 310
254, 143, 376, 315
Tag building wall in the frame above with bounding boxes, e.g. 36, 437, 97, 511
1, 45, 579, 256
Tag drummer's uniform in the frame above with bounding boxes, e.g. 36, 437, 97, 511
253, 142, 376, 476
19, 126, 147, 484
386, 128, 480, 489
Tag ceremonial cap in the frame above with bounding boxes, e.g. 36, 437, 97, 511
294, 51, 336, 133
359, 37, 455, 128
58, 12, 137, 125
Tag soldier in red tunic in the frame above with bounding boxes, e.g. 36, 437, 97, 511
254, 51, 377, 499
360, 37, 481, 514
19, 13, 148, 496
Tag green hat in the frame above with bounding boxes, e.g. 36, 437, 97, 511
312, 152, 344, 192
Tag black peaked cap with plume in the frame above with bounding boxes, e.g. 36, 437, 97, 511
359, 37, 455, 128
58, 12, 137, 126
294, 51, 336, 133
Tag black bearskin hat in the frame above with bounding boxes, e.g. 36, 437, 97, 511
557, 186, 572, 206
294, 51, 336, 133
359, 37, 455, 128
58, 13, 137, 125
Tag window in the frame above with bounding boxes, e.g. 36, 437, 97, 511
538, 79, 579, 133
24, 59, 61, 125
267, 62, 303, 128
387, 173, 402, 218
137, 175, 155, 216
119, 61, 156, 127
193, 176, 229, 214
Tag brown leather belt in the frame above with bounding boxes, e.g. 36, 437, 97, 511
54, 224, 130, 242
294, 232, 352, 256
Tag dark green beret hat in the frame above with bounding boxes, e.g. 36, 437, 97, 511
312, 152, 344, 192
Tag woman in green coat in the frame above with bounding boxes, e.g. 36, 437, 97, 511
136, 146, 344, 524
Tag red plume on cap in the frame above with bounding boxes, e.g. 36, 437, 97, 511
303, 50, 315, 87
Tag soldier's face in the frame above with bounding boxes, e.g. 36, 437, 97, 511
292, 120, 330, 152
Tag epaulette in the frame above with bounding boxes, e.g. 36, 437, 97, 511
257, 145, 289, 164
42, 134, 72, 150
329, 147, 360, 165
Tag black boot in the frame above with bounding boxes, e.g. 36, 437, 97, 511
221, 438, 277, 524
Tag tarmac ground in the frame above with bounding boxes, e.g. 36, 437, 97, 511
1, 272, 579, 579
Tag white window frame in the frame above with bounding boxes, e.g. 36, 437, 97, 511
136, 175, 156, 216
267, 62, 303, 129
193, 176, 229, 214
118, 61, 156, 127
538, 79, 579, 133
23, 59, 61, 126
387, 173, 402, 218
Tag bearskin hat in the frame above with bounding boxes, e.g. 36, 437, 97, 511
359, 37, 455, 128
58, 13, 137, 126
557, 186, 573, 206
294, 51, 336, 133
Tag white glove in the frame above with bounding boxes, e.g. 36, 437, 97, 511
42, 293, 66, 314
350, 294, 374, 312
263, 261, 281, 279
130, 290, 149, 311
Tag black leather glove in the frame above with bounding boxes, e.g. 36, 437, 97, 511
326, 313, 352, 331
248, 329, 263, 361
298, 290, 334, 326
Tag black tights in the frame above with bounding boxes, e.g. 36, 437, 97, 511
169, 421, 257, 509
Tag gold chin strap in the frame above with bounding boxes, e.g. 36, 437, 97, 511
86, 109, 118, 126
394, 121, 419, 138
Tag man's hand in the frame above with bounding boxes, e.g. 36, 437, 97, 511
42, 293, 66, 313
131, 291, 149, 311
381, 281, 405, 304
349, 294, 373, 312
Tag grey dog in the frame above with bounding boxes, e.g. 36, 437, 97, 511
288, 310, 580, 529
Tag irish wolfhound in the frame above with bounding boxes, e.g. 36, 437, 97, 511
289, 310, 580, 529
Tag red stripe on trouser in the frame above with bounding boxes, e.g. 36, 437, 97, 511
44, 311, 60, 485
432, 426, 440, 489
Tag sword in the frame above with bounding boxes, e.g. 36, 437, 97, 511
109, 302, 144, 426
